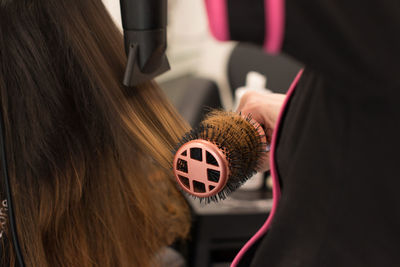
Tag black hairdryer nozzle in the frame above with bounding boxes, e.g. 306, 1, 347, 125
120, 0, 170, 87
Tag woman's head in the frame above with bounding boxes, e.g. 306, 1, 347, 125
0, 0, 190, 266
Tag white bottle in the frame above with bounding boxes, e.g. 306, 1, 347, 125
235, 71, 271, 191
233, 71, 272, 110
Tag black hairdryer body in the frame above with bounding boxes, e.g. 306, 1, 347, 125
120, 0, 170, 86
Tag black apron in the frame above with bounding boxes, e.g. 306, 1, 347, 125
228, 0, 400, 266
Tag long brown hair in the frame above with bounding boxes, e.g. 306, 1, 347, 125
0, 0, 190, 266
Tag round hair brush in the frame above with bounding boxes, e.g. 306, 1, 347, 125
173, 110, 268, 202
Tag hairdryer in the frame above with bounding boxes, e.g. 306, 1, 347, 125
120, 0, 170, 86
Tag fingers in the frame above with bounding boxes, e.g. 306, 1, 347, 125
237, 92, 286, 126
236, 91, 268, 126
234, 91, 286, 173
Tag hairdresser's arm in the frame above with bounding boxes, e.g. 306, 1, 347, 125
237, 91, 286, 171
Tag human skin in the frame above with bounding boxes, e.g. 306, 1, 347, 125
236, 91, 286, 172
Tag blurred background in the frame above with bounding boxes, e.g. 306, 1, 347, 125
103, 1, 302, 266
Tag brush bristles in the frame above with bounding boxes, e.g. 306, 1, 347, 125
173, 110, 267, 203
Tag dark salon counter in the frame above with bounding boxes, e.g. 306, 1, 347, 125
187, 189, 272, 267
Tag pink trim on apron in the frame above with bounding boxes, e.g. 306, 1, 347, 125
231, 69, 304, 267
263, 0, 286, 54
204, 0, 230, 41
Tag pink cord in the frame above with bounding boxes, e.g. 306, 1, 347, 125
231, 70, 303, 266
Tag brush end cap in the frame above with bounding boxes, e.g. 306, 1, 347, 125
173, 139, 229, 198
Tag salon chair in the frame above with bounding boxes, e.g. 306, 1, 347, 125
161, 76, 222, 128
161, 43, 301, 267
228, 43, 302, 94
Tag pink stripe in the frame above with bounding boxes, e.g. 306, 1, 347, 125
264, 0, 286, 54
204, 0, 230, 41
231, 69, 303, 267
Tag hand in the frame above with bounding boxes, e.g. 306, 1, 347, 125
236, 91, 286, 172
